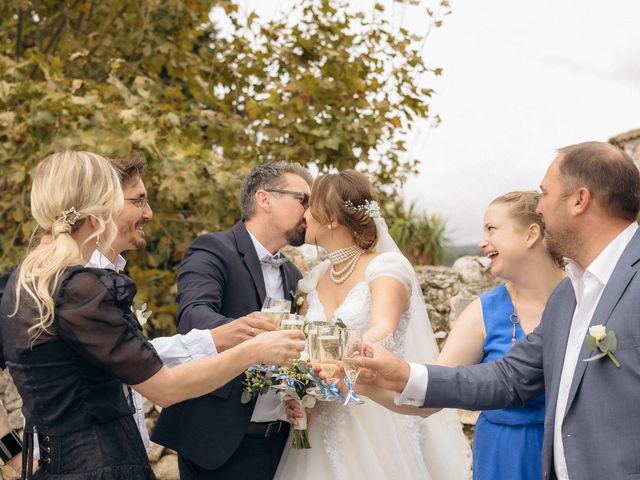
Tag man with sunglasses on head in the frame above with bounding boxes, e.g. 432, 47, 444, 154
152, 162, 312, 480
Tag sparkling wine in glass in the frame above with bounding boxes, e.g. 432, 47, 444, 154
343, 327, 364, 385
280, 313, 305, 332
261, 297, 291, 329
307, 320, 327, 363
318, 327, 343, 380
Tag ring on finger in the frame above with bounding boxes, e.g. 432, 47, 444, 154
250, 327, 256, 336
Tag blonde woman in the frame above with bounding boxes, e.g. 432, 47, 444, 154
0, 151, 304, 479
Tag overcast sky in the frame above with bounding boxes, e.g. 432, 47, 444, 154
401, 0, 640, 244
238, 0, 640, 244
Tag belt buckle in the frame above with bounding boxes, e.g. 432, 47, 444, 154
265, 421, 281, 437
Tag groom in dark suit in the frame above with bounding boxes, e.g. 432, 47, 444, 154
360, 141, 640, 480
152, 162, 312, 479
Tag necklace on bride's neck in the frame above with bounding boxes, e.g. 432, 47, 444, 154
327, 245, 365, 284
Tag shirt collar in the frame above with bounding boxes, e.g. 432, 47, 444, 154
246, 228, 278, 262
565, 222, 638, 288
86, 249, 127, 273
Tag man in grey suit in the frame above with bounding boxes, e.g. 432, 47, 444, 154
359, 141, 640, 480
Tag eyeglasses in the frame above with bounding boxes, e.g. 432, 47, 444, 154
265, 188, 310, 209
124, 197, 151, 210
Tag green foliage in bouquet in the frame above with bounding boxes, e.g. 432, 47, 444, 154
241, 365, 275, 404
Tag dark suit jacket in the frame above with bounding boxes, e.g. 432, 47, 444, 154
423, 228, 640, 480
151, 221, 301, 469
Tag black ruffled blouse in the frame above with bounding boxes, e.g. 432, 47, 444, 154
0, 267, 163, 435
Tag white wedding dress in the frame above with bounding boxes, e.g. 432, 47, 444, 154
275, 251, 471, 480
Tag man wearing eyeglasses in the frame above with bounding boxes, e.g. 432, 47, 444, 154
88, 152, 240, 448
152, 162, 313, 480
92, 153, 291, 449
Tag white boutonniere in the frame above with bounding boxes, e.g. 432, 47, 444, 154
583, 324, 620, 368
132, 302, 152, 326
289, 289, 304, 314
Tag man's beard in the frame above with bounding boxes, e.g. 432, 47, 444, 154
543, 229, 571, 261
285, 220, 307, 247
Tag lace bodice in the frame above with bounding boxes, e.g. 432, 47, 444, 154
303, 251, 414, 358
277, 238, 471, 480
291, 252, 424, 479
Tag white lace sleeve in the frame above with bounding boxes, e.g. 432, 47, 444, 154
297, 259, 330, 293
364, 251, 414, 291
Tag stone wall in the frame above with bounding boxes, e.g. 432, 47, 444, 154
610, 128, 640, 164
0, 256, 498, 479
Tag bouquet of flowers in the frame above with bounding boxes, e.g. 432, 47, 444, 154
241, 358, 317, 449
277, 358, 316, 448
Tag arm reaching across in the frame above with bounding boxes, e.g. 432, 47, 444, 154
134, 329, 305, 407
357, 318, 545, 412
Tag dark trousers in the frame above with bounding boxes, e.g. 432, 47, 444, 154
177, 426, 289, 480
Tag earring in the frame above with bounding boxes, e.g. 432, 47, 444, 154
96, 235, 101, 247
327, 224, 332, 230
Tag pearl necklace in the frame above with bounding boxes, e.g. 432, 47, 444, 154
327, 245, 365, 284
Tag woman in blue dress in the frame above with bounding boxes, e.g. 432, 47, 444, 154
436, 191, 565, 479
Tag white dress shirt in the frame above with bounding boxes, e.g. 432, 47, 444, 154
246, 230, 286, 423
552, 222, 637, 479
86, 250, 216, 446
396, 222, 638, 480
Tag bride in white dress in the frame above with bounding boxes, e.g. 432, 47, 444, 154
275, 170, 470, 480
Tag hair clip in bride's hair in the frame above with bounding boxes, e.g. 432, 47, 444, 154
344, 199, 381, 219
60, 206, 82, 226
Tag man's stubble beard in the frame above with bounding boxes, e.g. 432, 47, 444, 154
544, 228, 577, 262
284, 220, 307, 247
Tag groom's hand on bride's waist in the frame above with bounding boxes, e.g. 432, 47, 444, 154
356, 343, 411, 393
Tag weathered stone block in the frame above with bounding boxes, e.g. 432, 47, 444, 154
152, 452, 179, 480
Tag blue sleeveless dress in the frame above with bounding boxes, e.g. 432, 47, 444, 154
473, 284, 545, 480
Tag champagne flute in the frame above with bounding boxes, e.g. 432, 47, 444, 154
306, 320, 326, 365
272, 314, 307, 390
317, 325, 343, 401
280, 313, 306, 332
261, 297, 291, 329
343, 327, 365, 386
257, 297, 291, 384
305, 320, 327, 398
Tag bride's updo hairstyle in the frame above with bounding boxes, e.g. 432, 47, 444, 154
309, 169, 378, 251
14, 151, 123, 338
490, 190, 564, 268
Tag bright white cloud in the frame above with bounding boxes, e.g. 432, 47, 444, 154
403, 0, 640, 244
237, 0, 640, 244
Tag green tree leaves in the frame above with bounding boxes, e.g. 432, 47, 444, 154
1, 0, 445, 335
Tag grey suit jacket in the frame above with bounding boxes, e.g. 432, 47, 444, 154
424, 228, 640, 480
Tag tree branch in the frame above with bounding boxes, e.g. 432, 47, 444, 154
16, 7, 24, 59
28, 0, 84, 79
85, 0, 95, 33
86, 2, 128, 61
